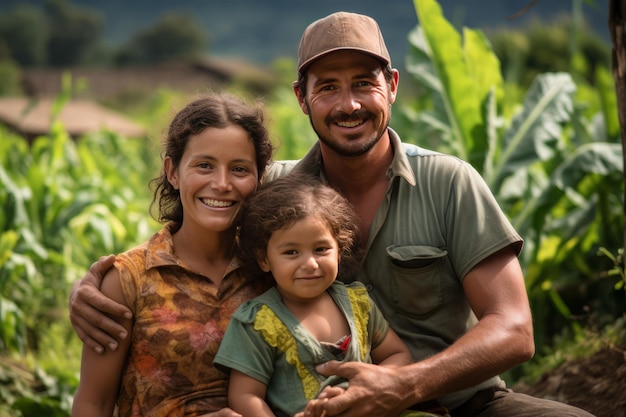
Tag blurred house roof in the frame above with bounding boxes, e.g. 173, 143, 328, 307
0, 97, 146, 140
3, 58, 274, 141
20, 58, 276, 101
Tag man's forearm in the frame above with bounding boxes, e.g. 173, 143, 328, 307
399, 315, 534, 404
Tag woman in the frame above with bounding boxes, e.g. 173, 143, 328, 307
71, 92, 274, 417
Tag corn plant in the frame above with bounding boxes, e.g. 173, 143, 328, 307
0, 113, 159, 414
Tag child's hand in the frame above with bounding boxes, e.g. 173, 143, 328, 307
294, 398, 328, 417
295, 386, 346, 417
199, 408, 242, 417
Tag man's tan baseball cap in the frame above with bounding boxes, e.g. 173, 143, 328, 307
297, 11, 391, 75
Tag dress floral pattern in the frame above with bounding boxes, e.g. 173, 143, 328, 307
113, 225, 269, 417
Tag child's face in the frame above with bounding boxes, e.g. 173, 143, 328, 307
258, 215, 339, 303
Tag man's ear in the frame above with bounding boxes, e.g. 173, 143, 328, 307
389, 68, 400, 104
293, 81, 309, 115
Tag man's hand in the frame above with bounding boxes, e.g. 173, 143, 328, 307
313, 361, 412, 417
69, 255, 132, 354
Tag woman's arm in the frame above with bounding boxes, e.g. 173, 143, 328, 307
71, 266, 133, 417
228, 370, 275, 417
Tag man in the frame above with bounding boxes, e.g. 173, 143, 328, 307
70, 12, 595, 417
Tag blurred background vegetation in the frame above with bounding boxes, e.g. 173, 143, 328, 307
0, 0, 624, 416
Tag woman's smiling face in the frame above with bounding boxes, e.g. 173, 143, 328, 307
166, 124, 259, 234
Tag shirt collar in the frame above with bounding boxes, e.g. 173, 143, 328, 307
145, 224, 179, 269
387, 128, 416, 186
144, 223, 241, 276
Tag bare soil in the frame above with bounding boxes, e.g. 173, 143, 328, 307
513, 342, 626, 417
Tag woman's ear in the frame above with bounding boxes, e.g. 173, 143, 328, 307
164, 156, 179, 190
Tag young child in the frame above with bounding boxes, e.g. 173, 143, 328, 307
214, 174, 419, 417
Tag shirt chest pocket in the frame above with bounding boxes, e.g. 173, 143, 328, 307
385, 245, 448, 318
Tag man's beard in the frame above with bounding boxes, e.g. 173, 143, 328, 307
307, 107, 391, 158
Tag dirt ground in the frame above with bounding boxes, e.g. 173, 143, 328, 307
513, 342, 626, 417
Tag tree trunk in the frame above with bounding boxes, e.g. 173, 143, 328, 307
609, 0, 626, 253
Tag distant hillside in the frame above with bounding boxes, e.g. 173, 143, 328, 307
1, 0, 609, 69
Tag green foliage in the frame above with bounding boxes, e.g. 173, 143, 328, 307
594, 66, 621, 139
0, 0, 105, 68
0, 0, 210, 68
489, 15, 611, 89
598, 247, 625, 294
265, 58, 317, 161
44, 0, 104, 67
0, 4, 48, 67
0, 60, 22, 96
405, 0, 504, 168
115, 13, 209, 66
0, 119, 159, 413
405, 0, 624, 356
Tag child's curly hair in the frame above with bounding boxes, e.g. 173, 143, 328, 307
238, 173, 363, 283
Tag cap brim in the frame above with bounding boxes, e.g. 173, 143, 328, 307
297, 47, 390, 75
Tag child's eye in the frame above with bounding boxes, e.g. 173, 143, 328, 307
283, 250, 298, 255
316, 247, 330, 253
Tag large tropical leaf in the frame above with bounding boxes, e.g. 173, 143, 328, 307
513, 142, 622, 233
410, 0, 503, 167
486, 73, 577, 192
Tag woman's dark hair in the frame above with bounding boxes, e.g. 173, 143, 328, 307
149, 92, 274, 230
238, 173, 363, 282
